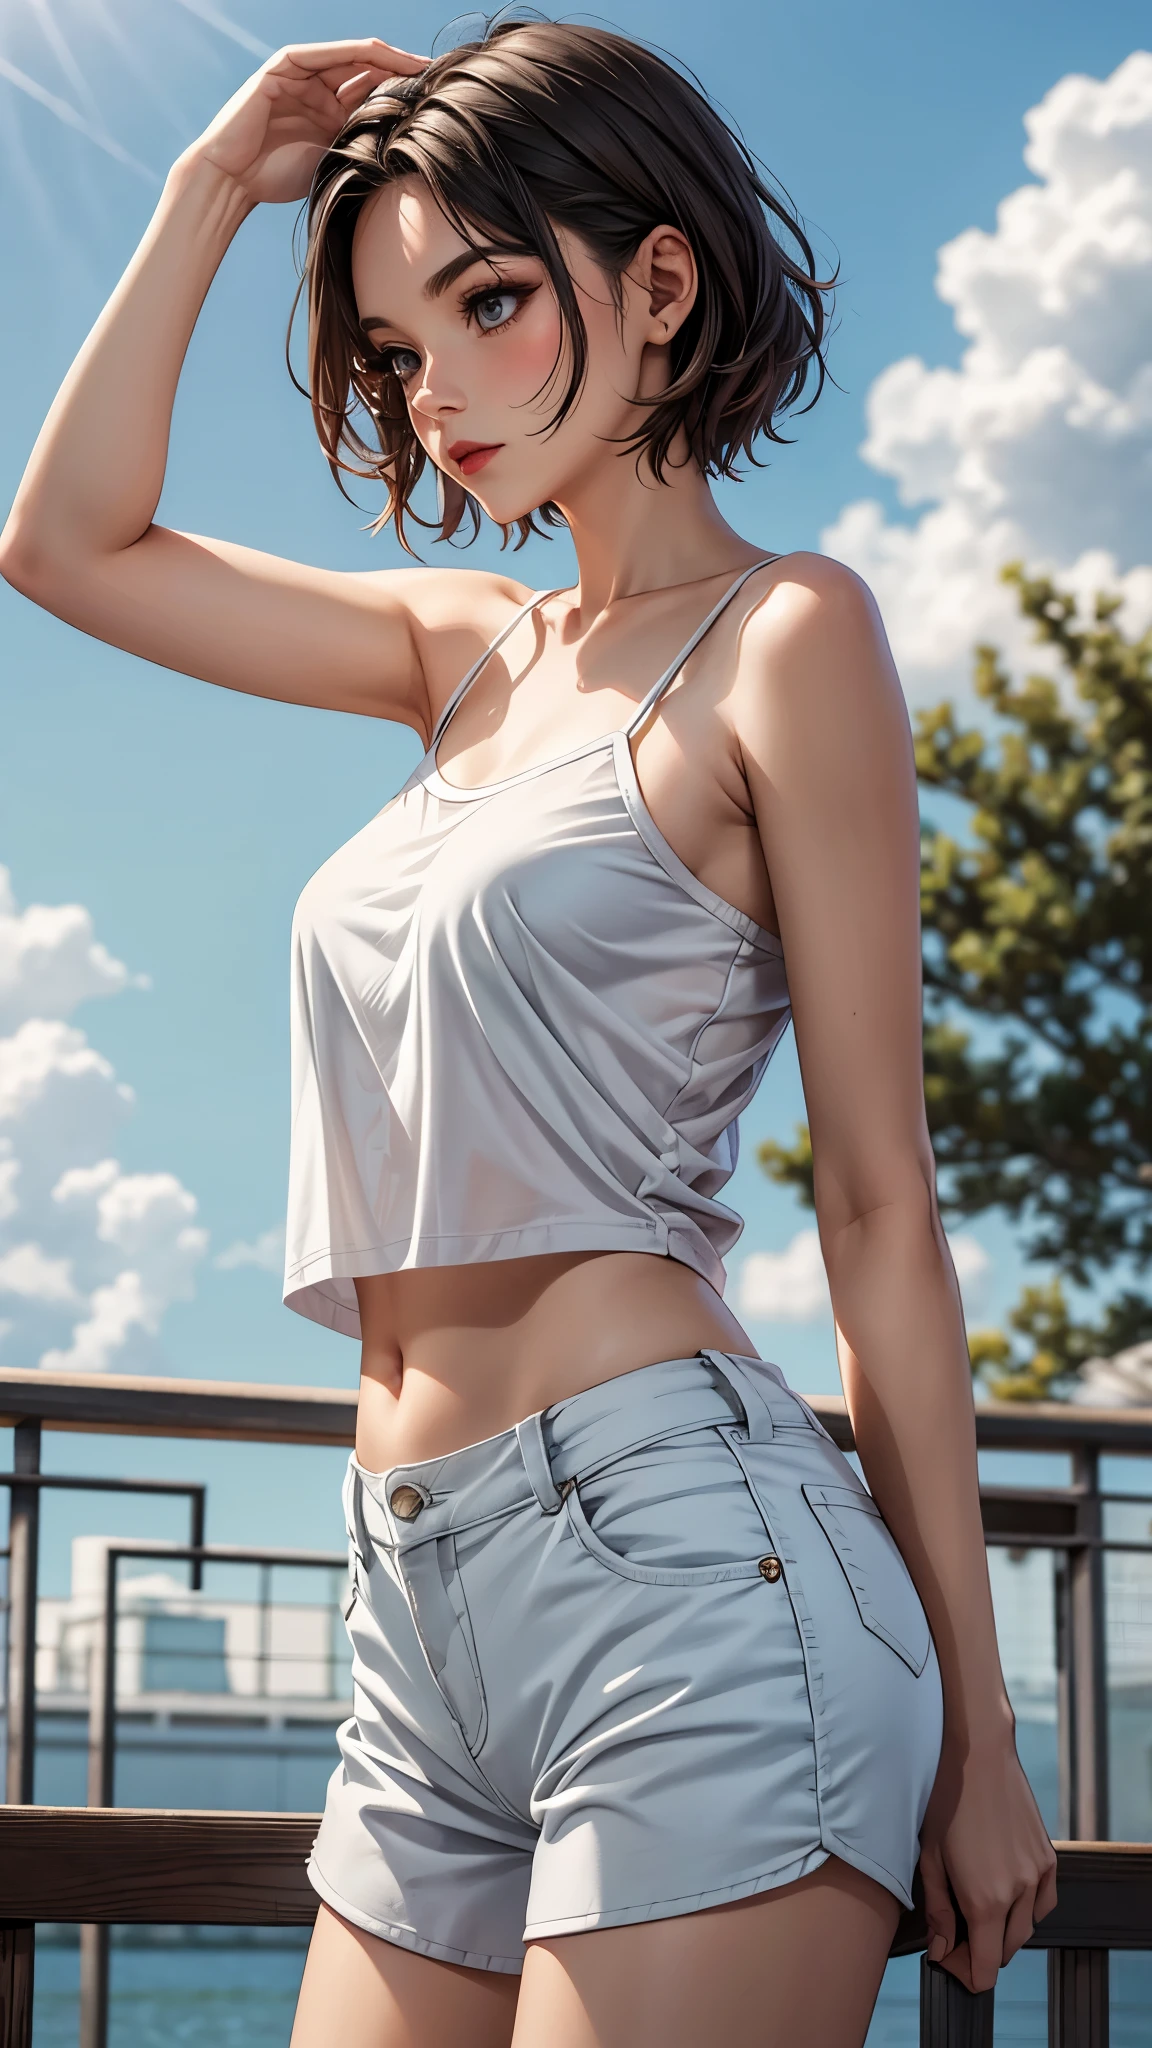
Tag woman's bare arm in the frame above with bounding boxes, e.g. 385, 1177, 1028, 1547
734, 555, 1056, 1993
0, 42, 516, 731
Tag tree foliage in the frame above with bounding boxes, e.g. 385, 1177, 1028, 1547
759, 565, 1152, 1397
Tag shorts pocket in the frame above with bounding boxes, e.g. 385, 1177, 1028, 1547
563, 1427, 772, 1588
802, 1483, 932, 1676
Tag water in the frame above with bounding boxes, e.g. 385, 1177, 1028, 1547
33, 1933, 308, 2048
32, 1930, 1152, 2044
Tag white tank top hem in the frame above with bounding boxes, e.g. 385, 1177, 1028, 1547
284, 559, 790, 1340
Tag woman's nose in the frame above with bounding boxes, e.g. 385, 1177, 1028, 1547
410, 358, 464, 420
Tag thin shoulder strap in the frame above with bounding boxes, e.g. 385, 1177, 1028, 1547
622, 557, 780, 739
429, 587, 566, 751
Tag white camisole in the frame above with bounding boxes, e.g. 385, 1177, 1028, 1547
284, 559, 791, 1337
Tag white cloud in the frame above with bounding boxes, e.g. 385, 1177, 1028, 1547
0, 1241, 78, 1305
0, 868, 205, 1373
948, 1232, 991, 1311
824, 51, 1152, 701
215, 1225, 285, 1274
0, 1141, 19, 1222
738, 1231, 830, 1322
1072, 1339, 1152, 1407
0, 866, 149, 1030
737, 1227, 991, 1324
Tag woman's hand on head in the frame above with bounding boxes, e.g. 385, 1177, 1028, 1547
183, 39, 426, 205
918, 1732, 1058, 1993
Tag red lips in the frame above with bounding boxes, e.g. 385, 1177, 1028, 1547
446, 441, 504, 477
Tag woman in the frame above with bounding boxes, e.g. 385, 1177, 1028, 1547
0, 21, 1055, 2046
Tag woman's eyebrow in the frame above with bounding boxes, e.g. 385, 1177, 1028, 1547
359, 247, 538, 331
424, 247, 535, 297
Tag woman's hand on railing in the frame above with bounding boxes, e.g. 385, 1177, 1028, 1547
185, 37, 427, 205
918, 1730, 1059, 1993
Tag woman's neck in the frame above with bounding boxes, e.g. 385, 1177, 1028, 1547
552, 438, 767, 623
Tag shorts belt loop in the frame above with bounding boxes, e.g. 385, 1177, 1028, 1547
701, 1350, 775, 1443
516, 1411, 564, 1514
344, 1456, 373, 1570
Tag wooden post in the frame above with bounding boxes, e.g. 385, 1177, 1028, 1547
86, 1550, 118, 1811
79, 1549, 118, 2048
0, 1926, 33, 2048
78, 1926, 109, 2048
5, 1423, 41, 1806
1048, 1949, 1109, 2048
1054, 1548, 1075, 1840
919, 1959, 994, 2046
1070, 1448, 1109, 1839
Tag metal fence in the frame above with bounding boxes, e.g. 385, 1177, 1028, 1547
2, 1364, 1151, 2048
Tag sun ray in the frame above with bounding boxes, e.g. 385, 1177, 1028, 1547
166, 0, 271, 60
0, 0, 273, 191
0, 75, 63, 244
27, 0, 104, 120
0, 52, 156, 181
85, 0, 190, 132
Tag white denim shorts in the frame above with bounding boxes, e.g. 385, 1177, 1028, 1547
308, 1350, 943, 1973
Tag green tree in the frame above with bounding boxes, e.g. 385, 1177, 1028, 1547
760, 565, 1152, 1398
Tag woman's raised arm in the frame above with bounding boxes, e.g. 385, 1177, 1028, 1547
734, 554, 1057, 1994
0, 41, 500, 729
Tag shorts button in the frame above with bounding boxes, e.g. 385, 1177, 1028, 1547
758, 1555, 783, 1583
389, 1484, 426, 1521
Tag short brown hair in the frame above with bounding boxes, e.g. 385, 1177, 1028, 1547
298, 19, 834, 550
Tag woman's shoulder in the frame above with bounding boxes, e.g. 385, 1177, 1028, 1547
735, 551, 892, 687
727, 550, 903, 750
744, 550, 880, 628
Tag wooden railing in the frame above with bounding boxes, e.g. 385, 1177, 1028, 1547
4, 1366, 1152, 2047
0, 1815, 1149, 2047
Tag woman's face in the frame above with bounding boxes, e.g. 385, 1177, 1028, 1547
351, 176, 683, 522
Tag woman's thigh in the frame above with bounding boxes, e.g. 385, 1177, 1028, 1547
290, 1903, 520, 2048
512, 1857, 901, 2048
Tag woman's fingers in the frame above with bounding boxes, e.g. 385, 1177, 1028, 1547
1033, 1856, 1059, 1929
188, 34, 426, 200
1001, 1884, 1039, 1967
268, 40, 427, 84
950, 1875, 1043, 1992
916, 1744, 1057, 1994
919, 1841, 956, 1966
334, 68, 400, 112
263, 52, 416, 121
938, 1940, 974, 1989
968, 1902, 1013, 1992
264, 65, 387, 107
335, 69, 378, 103
264, 66, 387, 138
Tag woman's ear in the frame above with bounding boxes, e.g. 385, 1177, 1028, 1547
636, 225, 697, 345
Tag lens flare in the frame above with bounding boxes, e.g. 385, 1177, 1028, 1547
0, 0, 270, 179
0, 50, 154, 178
167, 0, 269, 61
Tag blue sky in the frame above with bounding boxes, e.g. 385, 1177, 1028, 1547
2, 0, 1150, 1578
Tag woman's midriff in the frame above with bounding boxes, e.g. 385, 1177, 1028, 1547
353, 1250, 756, 1471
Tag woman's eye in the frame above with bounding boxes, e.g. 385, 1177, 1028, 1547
386, 348, 421, 382
473, 290, 520, 331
